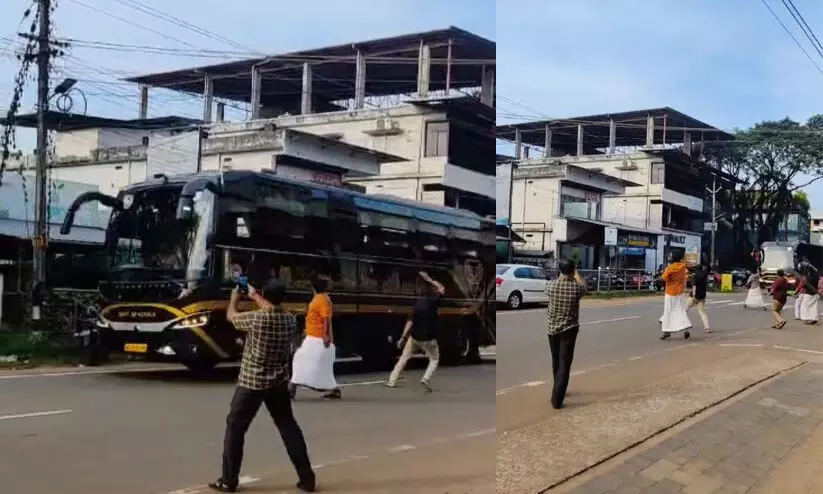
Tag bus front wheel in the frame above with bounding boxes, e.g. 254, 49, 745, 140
182, 357, 218, 373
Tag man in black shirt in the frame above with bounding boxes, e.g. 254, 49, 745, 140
386, 271, 445, 392
687, 262, 712, 333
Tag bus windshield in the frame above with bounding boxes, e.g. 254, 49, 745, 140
761, 245, 795, 271
108, 186, 214, 281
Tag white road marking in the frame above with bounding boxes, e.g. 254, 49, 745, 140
627, 356, 643, 361
387, 444, 416, 452
582, 316, 643, 326
0, 409, 72, 421
726, 301, 746, 306
718, 343, 764, 348
237, 476, 260, 485
338, 379, 386, 387
458, 428, 495, 439
772, 346, 823, 355
706, 299, 733, 305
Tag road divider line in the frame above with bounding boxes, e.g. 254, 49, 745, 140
706, 299, 733, 305
338, 379, 386, 387
627, 356, 643, 361
772, 345, 823, 355
582, 316, 642, 326
0, 409, 72, 421
387, 444, 416, 452
719, 343, 764, 348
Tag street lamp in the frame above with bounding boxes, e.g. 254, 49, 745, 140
50, 77, 87, 114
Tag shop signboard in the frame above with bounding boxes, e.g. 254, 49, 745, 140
617, 231, 656, 249
604, 226, 618, 246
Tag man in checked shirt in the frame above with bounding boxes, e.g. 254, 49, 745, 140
545, 259, 588, 410
209, 279, 316, 493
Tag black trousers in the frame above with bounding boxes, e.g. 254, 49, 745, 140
221, 385, 314, 485
548, 327, 579, 409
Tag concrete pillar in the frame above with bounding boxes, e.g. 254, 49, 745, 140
683, 131, 692, 155
138, 84, 148, 119
480, 66, 495, 106
416, 41, 431, 98
577, 124, 584, 156
646, 114, 655, 146
354, 49, 366, 109
524, 146, 530, 159
543, 125, 552, 158
250, 65, 262, 120
445, 38, 453, 92
216, 102, 225, 123
514, 128, 522, 160
608, 119, 617, 154
203, 74, 214, 122
300, 62, 313, 115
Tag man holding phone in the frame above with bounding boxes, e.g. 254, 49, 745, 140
545, 258, 588, 410
208, 278, 316, 493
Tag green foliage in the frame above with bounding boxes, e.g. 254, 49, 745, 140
703, 116, 823, 253
794, 190, 810, 211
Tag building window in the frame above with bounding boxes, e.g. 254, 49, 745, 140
650, 163, 665, 184
560, 194, 599, 221
424, 121, 449, 157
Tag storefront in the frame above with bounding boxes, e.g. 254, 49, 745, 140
616, 231, 658, 271
663, 232, 702, 267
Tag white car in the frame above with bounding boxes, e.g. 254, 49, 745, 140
496, 263, 550, 309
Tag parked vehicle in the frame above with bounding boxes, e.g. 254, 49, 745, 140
496, 263, 549, 309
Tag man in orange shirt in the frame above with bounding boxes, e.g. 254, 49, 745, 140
658, 251, 693, 340
290, 275, 341, 400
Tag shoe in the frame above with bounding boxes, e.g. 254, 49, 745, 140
207, 479, 237, 493
385, 382, 398, 388
684, 331, 690, 340
420, 379, 433, 393
660, 333, 670, 340
323, 388, 342, 399
297, 476, 316, 492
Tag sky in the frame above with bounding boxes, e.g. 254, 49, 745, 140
496, 0, 823, 209
0, 0, 494, 154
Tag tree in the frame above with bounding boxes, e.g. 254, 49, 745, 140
703, 116, 823, 256
793, 190, 810, 212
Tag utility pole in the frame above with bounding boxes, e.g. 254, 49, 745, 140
33, 0, 51, 313
707, 174, 722, 270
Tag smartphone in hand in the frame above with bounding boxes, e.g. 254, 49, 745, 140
237, 275, 249, 295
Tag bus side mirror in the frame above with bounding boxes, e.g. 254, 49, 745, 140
176, 196, 194, 221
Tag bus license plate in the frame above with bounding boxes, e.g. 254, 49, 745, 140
124, 343, 148, 353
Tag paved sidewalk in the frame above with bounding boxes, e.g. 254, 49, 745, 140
564, 364, 823, 494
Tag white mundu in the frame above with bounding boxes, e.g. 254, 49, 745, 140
291, 336, 338, 391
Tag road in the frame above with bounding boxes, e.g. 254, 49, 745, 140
0, 356, 494, 494
497, 291, 823, 493
498, 292, 812, 392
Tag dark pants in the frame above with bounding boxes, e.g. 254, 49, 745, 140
221, 385, 314, 485
548, 327, 579, 409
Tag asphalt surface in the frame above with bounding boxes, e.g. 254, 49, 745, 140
497, 291, 800, 391
0, 356, 494, 494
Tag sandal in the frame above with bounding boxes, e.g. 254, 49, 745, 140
776, 320, 787, 330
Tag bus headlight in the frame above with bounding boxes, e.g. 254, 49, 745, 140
172, 313, 210, 329
96, 318, 110, 329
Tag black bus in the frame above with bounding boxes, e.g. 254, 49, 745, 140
61, 170, 495, 371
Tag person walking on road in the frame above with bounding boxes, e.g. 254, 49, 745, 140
290, 274, 342, 400
659, 251, 692, 340
386, 271, 445, 392
769, 269, 788, 330
793, 270, 805, 320
544, 258, 587, 410
687, 262, 711, 333
743, 270, 766, 310
799, 264, 820, 325
209, 279, 316, 493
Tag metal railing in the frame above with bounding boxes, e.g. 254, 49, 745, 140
575, 269, 661, 292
